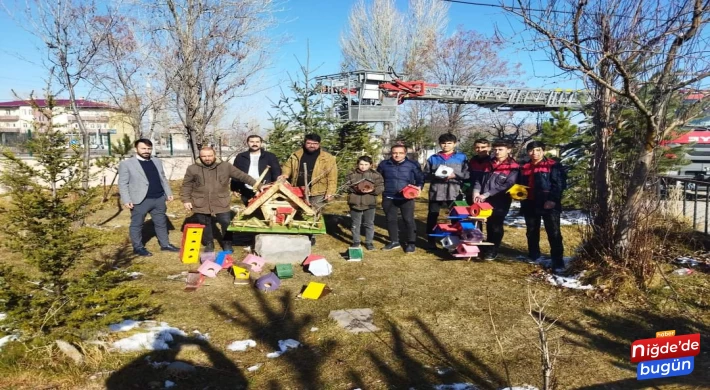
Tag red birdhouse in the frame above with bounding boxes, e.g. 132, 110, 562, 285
470, 202, 494, 218
402, 184, 420, 199
449, 206, 471, 218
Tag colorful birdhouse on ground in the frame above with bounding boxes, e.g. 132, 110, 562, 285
461, 228, 484, 243
507, 184, 529, 200
402, 184, 420, 199
185, 271, 204, 291
275, 264, 294, 279
453, 221, 476, 232
198, 260, 221, 278
450, 200, 469, 208
347, 247, 363, 261
303, 254, 325, 266
215, 251, 233, 268
242, 254, 266, 273
452, 243, 480, 258
448, 206, 471, 219
200, 251, 216, 264
470, 202, 494, 218
308, 258, 333, 276
301, 282, 327, 300
430, 223, 459, 237
180, 224, 205, 264
440, 235, 461, 250
232, 265, 251, 285
255, 272, 281, 291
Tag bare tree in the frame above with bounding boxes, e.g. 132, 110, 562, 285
143, 0, 276, 159
505, 0, 710, 270
425, 28, 524, 136
15, 0, 117, 189
403, 0, 449, 77
89, 15, 168, 140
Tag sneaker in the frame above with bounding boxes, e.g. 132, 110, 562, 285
404, 243, 416, 253
352, 243, 361, 248
483, 253, 497, 261
382, 242, 401, 251
160, 244, 180, 252
364, 243, 375, 251
133, 248, 153, 257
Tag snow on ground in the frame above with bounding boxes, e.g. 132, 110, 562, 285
109, 321, 187, 352
247, 363, 262, 372
0, 312, 6, 321
226, 339, 256, 352
500, 386, 540, 390
546, 272, 594, 290
505, 204, 588, 228
266, 339, 301, 358
0, 334, 18, 349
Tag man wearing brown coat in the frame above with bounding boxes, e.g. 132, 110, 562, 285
181, 147, 257, 252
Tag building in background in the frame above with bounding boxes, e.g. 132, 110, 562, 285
0, 99, 132, 148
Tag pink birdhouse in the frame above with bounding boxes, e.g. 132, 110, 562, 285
242, 254, 266, 273
303, 254, 325, 266
449, 206, 471, 218
456, 243, 480, 256
198, 260, 221, 278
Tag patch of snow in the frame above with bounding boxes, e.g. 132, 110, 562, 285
192, 330, 209, 341
500, 386, 539, 390
547, 272, 594, 290
434, 384, 479, 390
226, 339, 256, 352
310, 327, 319, 332
111, 322, 186, 352
247, 363, 262, 372
516, 256, 574, 271
674, 257, 700, 267
0, 334, 18, 349
126, 272, 144, 279
266, 339, 301, 358
505, 210, 588, 228
109, 319, 142, 332
0, 312, 6, 321
672, 268, 694, 276
436, 367, 454, 375
165, 380, 176, 388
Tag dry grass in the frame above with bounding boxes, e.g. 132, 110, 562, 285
0, 183, 708, 390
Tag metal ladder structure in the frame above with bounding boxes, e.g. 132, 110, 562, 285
315, 70, 590, 122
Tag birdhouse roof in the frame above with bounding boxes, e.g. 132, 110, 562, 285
435, 223, 459, 232
450, 206, 470, 215
308, 259, 333, 276
473, 203, 493, 210
453, 221, 476, 231
303, 254, 325, 266
242, 178, 314, 217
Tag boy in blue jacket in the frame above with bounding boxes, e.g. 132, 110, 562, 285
423, 133, 469, 250
376, 144, 424, 253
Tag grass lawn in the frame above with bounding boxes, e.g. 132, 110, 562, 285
0, 182, 708, 390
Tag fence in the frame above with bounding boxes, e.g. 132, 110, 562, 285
658, 175, 710, 234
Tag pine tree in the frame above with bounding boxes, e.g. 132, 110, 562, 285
537, 109, 578, 156
329, 122, 380, 184
0, 96, 155, 340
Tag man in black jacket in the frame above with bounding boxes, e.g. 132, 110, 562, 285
231, 135, 281, 204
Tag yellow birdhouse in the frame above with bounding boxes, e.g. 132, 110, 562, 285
507, 184, 529, 200
232, 265, 251, 285
180, 224, 205, 264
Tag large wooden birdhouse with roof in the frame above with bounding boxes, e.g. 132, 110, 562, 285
228, 177, 326, 235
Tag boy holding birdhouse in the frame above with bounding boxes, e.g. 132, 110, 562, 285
344, 156, 385, 250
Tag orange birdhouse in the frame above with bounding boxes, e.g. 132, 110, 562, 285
470, 202, 493, 218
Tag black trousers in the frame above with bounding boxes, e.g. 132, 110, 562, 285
382, 198, 416, 244
522, 208, 564, 266
486, 198, 512, 252
426, 200, 451, 242
195, 212, 233, 249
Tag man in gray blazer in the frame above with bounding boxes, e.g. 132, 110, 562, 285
118, 138, 180, 256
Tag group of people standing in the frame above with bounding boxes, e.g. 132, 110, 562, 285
117, 132, 565, 270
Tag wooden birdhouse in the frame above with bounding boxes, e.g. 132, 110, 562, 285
232, 265, 251, 285
275, 264, 294, 279
440, 235, 461, 250
434, 165, 454, 179
303, 254, 325, 266
215, 251, 233, 268
452, 243, 480, 258
242, 254, 266, 273
507, 184, 529, 200
461, 228, 484, 243
180, 224, 205, 264
470, 202, 494, 218
255, 272, 281, 292
402, 184, 420, 199
450, 200, 469, 208
301, 282, 327, 300
353, 179, 375, 193
448, 206, 471, 219
453, 221, 476, 232
430, 223, 459, 237
308, 258, 333, 277
347, 247, 363, 261
198, 260, 221, 278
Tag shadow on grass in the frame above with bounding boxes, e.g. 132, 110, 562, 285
211, 289, 337, 389
105, 335, 247, 389
556, 307, 709, 389
353, 317, 504, 390
94, 241, 137, 269
141, 218, 178, 247
98, 193, 124, 226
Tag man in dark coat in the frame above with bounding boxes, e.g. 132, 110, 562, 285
518, 141, 565, 270
231, 135, 281, 204
182, 147, 257, 252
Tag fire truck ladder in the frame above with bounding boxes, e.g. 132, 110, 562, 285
315, 70, 590, 122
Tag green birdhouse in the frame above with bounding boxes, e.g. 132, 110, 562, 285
347, 247, 364, 261
275, 264, 294, 279
450, 200, 469, 208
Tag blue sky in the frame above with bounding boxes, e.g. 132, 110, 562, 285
0, 0, 583, 128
